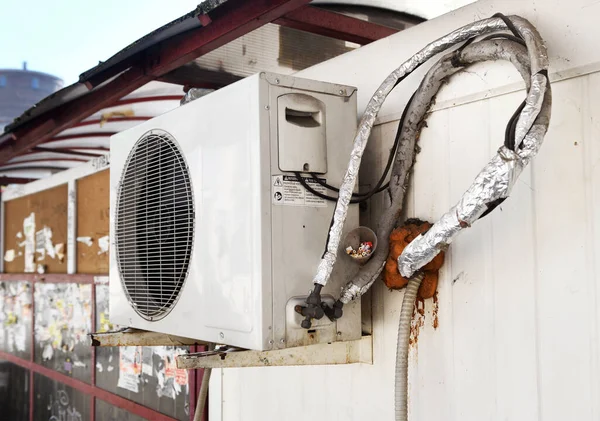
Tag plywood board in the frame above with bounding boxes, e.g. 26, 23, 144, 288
76, 169, 109, 274
3, 184, 68, 273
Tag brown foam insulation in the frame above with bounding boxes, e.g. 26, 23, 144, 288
3, 184, 68, 273
383, 220, 445, 299
76, 169, 109, 274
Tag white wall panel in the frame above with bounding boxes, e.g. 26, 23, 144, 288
212, 0, 600, 419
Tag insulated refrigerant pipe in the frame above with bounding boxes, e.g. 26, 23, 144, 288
339, 38, 533, 303
376, 18, 549, 421
391, 39, 543, 421
310, 15, 542, 289
397, 17, 551, 279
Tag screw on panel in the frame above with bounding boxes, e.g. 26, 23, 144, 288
269, 340, 274, 344
339, 89, 344, 95
275, 78, 280, 84
265, 105, 270, 110
219, 332, 224, 338
279, 338, 285, 344
337, 332, 342, 336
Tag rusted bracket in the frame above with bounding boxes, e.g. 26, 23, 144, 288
176, 335, 373, 369
89, 328, 205, 347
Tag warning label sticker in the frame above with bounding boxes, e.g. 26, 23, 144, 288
272, 175, 327, 207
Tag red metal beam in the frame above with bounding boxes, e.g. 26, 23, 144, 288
275, 5, 398, 45
73, 116, 150, 128
6, 157, 88, 164
29, 284, 35, 421
112, 95, 183, 106
90, 284, 97, 421
0, 176, 35, 184
0, 165, 75, 172
31, 147, 105, 158
0, 350, 178, 421
46, 132, 115, 142
0, 273, 103, 283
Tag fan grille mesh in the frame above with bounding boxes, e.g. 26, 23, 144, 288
115, 130, 194, 320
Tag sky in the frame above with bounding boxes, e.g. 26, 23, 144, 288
0, 0, 199, 85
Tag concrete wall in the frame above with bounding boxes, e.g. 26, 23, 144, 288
210, 0, 600, 420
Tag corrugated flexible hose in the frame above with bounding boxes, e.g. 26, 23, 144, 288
395, 273, 424, 421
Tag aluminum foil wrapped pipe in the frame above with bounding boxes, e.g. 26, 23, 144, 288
501, 16, 549, 151
313, 16, 523, 287
339, 39, 531, 303
397, 16, 551, 278
395, 273, 424, 421
398, 86, 552, 278
339, 56, 463, 303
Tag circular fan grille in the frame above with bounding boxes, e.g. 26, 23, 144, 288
115, 130, 194, 320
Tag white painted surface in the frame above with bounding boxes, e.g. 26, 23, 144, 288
313, 0, 477, 19
109, 73, 360, 351
211, 0, 600, 420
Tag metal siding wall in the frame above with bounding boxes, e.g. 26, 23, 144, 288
215, 72, 600, 421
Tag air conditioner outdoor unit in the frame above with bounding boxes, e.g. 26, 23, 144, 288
109, 72, 361, 351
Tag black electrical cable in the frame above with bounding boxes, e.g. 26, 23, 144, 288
455, 18, 527, 152
309, 173, 389, 196
301, 91, 418, 204
318, 29, 529, 199
480, 33, 526, 46
294, 172, 365, 204
504, 99, 527, 150
492, 12, 525, 40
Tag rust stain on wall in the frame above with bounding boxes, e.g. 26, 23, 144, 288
383, 220, 445, 299
409, 298, 426, 348
432, 291, 440, 330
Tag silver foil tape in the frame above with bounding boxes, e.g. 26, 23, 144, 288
397, 148, 523, 277
513, 73, 547, 149
397, 15, 551, 278
312, 17, 514, 286
398, 92, 552, 278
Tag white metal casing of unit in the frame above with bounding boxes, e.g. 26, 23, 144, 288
109, 72, 360, 351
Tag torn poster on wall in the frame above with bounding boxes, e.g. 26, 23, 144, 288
34, 283, 91, 364
96, 284, 190, 404
154, 347, 189, 399
118, 346, 142, 393
3, 249, 15, 262
0, 281, 31, 355
76, 237, 93, 247
98, 235, 109, 255
23, 213, 35, 272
